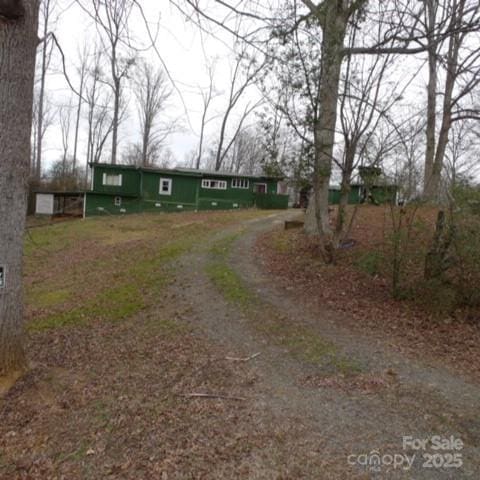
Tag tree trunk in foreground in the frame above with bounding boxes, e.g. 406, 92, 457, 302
304, 3, 349, 263
423, 0, 438, 200
0, 0, 39, 381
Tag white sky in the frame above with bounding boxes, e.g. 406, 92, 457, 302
42, 0, 258, 171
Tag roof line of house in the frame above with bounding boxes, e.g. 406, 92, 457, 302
89, 162, 284, 181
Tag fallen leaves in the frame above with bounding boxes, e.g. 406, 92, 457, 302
255, 205, 480, 382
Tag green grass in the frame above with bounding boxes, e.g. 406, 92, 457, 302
208, 231, 244, 258
28, 288, 71, 308
206, 231, 253, 307
206, 263, 253, 306
28, 241, 192, 332
25, 211, 272, 332
272, 234, 291, 253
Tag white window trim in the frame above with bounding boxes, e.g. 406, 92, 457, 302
114, 196, 122, 207
159, 177, 173, 195
201, 179, 227, 190
102, 172, 123, 187
231, 178, 249, 189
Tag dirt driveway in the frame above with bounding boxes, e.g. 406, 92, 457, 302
171, 211, 480, 479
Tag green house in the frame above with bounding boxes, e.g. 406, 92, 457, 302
84, 163, 289, 216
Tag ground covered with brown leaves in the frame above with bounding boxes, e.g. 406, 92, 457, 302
2, 210, 302, 479
3, 208, 480, 479
256, 206, 480, 381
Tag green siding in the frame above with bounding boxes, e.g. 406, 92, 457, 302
255, 193, 289, 209
198, 176, 255, 204
92, 165, 140, 197
85, 193, 141, 216
370, 185, 397, 204
328, 186, 362, 205
142, 171, 198, 206
85, 164, 288, 217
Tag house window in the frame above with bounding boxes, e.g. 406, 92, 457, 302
254, 183, 267, 194
159, 178, 172, 195
231, 178, 249, 189
102, 173, 122, 186
114, 196, 122, 207
202, 179, 227, 190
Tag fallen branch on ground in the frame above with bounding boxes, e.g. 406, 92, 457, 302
225, 352, 261, 362
179, 393, 246, 401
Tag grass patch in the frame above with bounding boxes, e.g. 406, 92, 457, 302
208, 231, 243, 258
29, 283, 145, 332
257, 313, 362, 375
28, 240, 193, 331
206, 263, 253, 306
26, 211, 272, 331
272, 233, 292, 253
207, 232, 253, 307
28, 288, 71, 308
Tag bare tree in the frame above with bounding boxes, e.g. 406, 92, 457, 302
181, 0, 480, 262
0, 0, 39, 383
72, 43, 89, 172
34, 0, 56, 180
229, 126, 263, 174
214, 49, 264, 171
85, 48, 115, 177
31, 89, 55, 176
79, 0, 136, 164
134, 61, 172, 167
393, 116, 425, 203
444, 119, 480, 189
59, 102, 73, 188
423, 0, 480, 200
195, 60, 219, 169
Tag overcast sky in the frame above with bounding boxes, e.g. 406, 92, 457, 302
42, 0, 258, 171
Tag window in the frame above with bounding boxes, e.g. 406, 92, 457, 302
202, 179, 227, 190
114, 196, 122, 207
159, 178, 172, 195
254, 183, 267, 194
102, 173, 122, 186
231, 178, 249, 189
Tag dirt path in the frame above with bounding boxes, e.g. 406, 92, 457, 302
170, 211, 480, 479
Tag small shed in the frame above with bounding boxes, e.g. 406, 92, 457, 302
35, 191, 85, 217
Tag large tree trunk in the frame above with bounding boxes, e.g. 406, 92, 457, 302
306, 4, 348, 263
0, 0, 39, 381
423, 0, 438, 199
425, 2, 461, 201
334, 178, 351, 240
